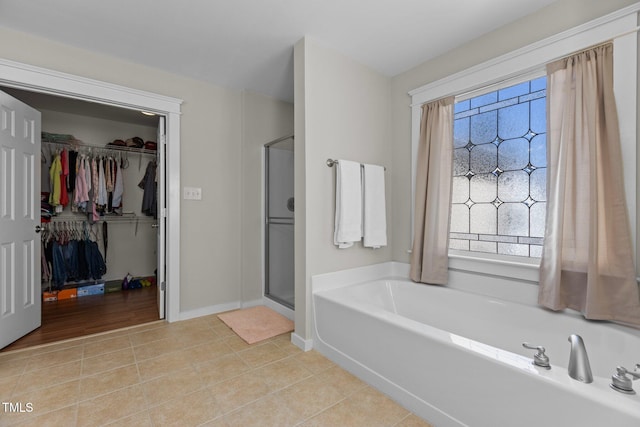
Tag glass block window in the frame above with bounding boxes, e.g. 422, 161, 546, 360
450, 77, 546, 257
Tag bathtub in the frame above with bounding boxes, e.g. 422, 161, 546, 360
311, 271, 640, 427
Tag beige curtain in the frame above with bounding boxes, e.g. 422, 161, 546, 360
410, 97, 454, 285
539, 44, 640, 325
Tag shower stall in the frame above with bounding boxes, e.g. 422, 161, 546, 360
264, 135, 294, 309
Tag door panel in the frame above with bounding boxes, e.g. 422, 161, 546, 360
0, 90, 41, 349
156, 116, 165, 319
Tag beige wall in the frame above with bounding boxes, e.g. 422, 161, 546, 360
240, 91, 294, 303
294, 38, 393, 339
0, 27, 244, 313
389, 0, 640, 263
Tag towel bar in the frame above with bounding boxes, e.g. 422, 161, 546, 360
326, 158, 386, 170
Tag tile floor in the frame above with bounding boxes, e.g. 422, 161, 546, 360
0, 314, 434, 427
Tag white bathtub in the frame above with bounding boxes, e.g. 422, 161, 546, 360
312, 274, 640, 427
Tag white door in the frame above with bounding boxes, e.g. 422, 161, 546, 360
156, 116, 165, 319
0, 90, 41, 349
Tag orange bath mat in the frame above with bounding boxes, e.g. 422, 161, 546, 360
217, 306, 294, 344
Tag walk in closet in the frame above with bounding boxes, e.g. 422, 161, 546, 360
1, 87, 162, 351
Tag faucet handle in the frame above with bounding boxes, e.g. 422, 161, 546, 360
522, 342, 551, 369
611, 366, 640, 394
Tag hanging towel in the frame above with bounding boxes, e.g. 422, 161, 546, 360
363, 164, 387, 248
333, 160, 362, 248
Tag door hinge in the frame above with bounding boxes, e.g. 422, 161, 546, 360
161, 134, 167, 145
161, 207, 167, 218
161, 281, 166, 291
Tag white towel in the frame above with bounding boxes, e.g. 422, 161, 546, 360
333, 160, 362, 248
363, 164, 387, 248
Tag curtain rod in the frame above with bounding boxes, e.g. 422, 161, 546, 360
410, 25, 640, 108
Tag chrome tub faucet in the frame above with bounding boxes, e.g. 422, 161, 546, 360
568, 334, 593, 383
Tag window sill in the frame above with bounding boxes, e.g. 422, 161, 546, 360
448, 250, 540, 283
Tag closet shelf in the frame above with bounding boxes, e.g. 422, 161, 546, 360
42, 139, 158, 156
47, 214, 157, 224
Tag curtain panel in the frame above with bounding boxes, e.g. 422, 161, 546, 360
410, 97, 454, 285
539, 43, 640, 325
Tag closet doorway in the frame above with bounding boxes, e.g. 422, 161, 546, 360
0, 87, 164, 350
0, 60, 181, 352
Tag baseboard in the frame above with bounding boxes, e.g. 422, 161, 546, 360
178, 301, 240, 321
240, 299, 263, 309
261, 297, 294, 321
291, 332, 313, 351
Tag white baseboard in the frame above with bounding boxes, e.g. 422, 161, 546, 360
262, 297, 294, 321
291, 332, 313, 351
240, 299, 263, 309
178, 301, 240, 321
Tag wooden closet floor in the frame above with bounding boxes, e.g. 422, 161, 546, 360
2, 284, 159, 352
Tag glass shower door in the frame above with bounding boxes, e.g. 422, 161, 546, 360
264, 137, 294, 309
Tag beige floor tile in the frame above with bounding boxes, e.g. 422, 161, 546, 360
136, 349, 194, 381
9, 403, 77, 427
300, 400, 369, 427
11, 379, 80, 421
122, 320, 166, 334
148, 388, 223, 427
23, 345, 84, 372
142, 366, 203, 406
224, 393, 303, 427
269, 334, 303, 355
83, 335, 132, 358
132, 337, 184, 361
0, 374, 20, 401
394, 414, 434, 427
128, 326, 174, 347
277, 374, 345, 420
223, 335, 254, 352
208, 372, 271, 414
320, 365, 368, 396
79, 364, 139, 400
76, 384, 146, 427
0, 359, 28, 389
12, 360, 81, 396
104, 410, 153, 427
294, 350, 335, 374
174, 327, 219, 348
200, 416, 229, 427
195, 353, 251, 386
254, 357, 313, 391
178, 339, 233, 365
236, 342, 288, 368
205, 314, 225, 326
81, 327, 132, 345
81, 347, 135, 377
344, 386, 409, 427
212, 324, 237, 338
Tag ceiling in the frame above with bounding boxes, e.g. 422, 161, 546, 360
0, 0, 558, 103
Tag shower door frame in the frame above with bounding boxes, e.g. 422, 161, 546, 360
263, 135, 295, 310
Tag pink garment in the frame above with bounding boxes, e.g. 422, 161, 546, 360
91, 158, 99, 203
74, 156, 89, 205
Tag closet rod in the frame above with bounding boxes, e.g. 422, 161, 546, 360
47, 216, 157, 224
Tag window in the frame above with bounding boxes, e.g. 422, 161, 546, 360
450, 77, 546, 257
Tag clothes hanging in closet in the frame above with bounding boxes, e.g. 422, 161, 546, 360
139, 160, 157, 218
43, 224, 106, 289
46, 146, 127, 222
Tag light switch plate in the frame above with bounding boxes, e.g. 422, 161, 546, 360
183, 186, 202, 200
